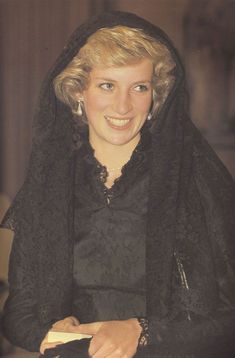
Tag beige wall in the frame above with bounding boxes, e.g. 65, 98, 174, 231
0, 194, 13, 281
113, 0, 189, 53
0, 0, 92, 199
0, 201, 12, 335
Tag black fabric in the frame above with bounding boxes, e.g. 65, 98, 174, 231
39, 339, 147, 358
40, 339, 91, 358
1, 10, 235, 357
73, 130, 150, 322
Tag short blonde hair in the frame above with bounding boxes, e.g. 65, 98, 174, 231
54, 26, 175, 117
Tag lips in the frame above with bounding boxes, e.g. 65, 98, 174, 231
105, 115, 131, 128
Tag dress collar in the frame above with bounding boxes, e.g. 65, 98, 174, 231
76, 124, 152, 201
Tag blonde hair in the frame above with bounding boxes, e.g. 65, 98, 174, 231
54, 26, 175, 117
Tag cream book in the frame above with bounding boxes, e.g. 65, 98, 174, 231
48, 330, 92, 343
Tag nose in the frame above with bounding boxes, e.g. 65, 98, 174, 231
112, 89, 133, 115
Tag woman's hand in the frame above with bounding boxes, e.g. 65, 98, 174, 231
39, 316, 80, 355
67, 318, 142, 358
51, 315, 80, 331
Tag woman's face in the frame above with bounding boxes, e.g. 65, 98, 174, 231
80, 58, 153, 149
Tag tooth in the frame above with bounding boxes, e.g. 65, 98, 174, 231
106, 116, 130, 127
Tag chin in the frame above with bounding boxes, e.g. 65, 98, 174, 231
105, 139, 129, 146
105, 134, 138, 146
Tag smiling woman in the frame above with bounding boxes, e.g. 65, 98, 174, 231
54, 25, 175, 119
77, 59, 153, 188
78, 60, 153, 177
53, 25, 175, 188
1, 11, 235, 358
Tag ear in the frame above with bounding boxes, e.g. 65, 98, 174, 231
74, 92, 84, 101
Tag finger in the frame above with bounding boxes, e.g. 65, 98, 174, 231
52, 321, 65, 330
90, 342, 116, 358
104, 344, 136, 358
69, 316, 80, 325
52, 319, 65, 327
55, 321, 76, 331
106, 348, 130, 358
68, 321, 103, 335
88, 334, 106, 356
52, 316, 80, 329
63, 316, 80, 325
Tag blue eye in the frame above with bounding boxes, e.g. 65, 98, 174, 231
99, 83, 114, 91
134, 84, 149, 92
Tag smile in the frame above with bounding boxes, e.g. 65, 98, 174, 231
105, 116, 131, 127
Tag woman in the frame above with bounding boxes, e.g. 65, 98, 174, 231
1, 11, 235, 358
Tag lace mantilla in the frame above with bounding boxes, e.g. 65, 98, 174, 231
77, 125, 152, 203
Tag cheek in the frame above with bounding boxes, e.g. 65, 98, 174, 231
133, 95, 152, 114
84, 92, 110, 113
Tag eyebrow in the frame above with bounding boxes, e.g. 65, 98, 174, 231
94, 77, 152, 84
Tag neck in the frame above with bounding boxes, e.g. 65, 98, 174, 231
89, 136, 140, 169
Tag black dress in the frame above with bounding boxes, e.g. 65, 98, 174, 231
72, 130, 151, 323
41, 131, 152, 358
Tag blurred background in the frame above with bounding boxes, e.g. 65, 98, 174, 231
0, 0, 235, 356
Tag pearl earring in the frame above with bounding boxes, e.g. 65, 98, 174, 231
147, 112, 152, 121
76, 100, 83, 116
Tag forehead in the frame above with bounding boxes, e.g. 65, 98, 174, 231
89, 58, 154, 83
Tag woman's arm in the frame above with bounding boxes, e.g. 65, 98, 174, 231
2, 231, 52, 352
